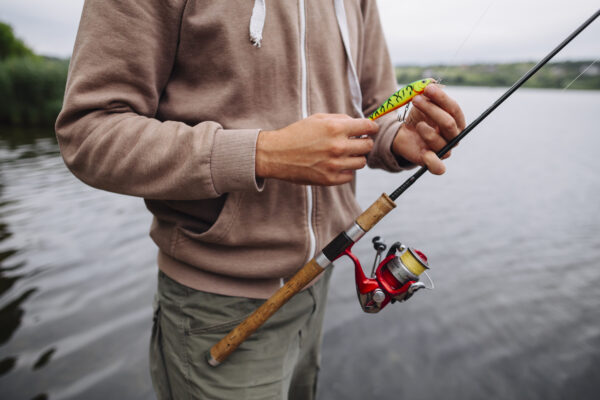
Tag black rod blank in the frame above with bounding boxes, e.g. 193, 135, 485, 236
389, 9, 600, 201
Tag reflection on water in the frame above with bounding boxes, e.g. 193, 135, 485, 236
0, 288, 37, 346
33, 348, 56, 370
0, 129, 156, 400
0, 88, 599, 399
0, 356, 16, 377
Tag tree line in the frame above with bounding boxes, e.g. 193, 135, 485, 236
396, 61, 600, 90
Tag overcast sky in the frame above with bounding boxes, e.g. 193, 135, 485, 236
1, 0, 598, 64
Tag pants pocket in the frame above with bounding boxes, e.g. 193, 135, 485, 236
181, 284, 265, 336
186, 313, 252, 335
149, 298, 173, 400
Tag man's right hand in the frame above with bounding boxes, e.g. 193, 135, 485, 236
256, 114, 378, 186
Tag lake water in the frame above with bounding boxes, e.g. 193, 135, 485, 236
0, 87, 599, 400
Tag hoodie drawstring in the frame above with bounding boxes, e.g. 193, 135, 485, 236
248, 0, 363, 117
250, 0, 266, 47
333, 0, 364, 117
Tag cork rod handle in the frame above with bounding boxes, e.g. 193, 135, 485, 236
208, 193, 396, 366
356, 193, 396, 231
208, 258, 325, 366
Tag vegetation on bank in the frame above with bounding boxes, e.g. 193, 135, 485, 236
0, 22, 68, 127
396, 61, 600, 90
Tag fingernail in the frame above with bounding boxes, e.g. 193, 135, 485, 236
425, 85, 437, 95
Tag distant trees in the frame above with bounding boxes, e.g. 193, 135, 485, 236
396, 61, 600, 90
0, 23, 35, 60
0, 22, 68, 127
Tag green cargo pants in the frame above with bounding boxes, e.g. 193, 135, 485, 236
150, 269, 332, 400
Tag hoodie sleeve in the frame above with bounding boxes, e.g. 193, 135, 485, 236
55, 0, 263, 201
357, 0, 413, 172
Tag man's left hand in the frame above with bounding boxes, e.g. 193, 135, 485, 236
391, 84, 466, 175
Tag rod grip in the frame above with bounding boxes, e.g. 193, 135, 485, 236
208, 193, 396, 366
208, 258, 325, 366
356, 193, 396, 231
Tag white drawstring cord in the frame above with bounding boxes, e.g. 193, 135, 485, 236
249, 0, 363, 118
334, 0, 364, 117
249, 0, 266, 47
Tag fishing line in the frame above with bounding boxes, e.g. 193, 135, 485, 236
437, 0, 496, 82
562, 57, 600, 90
396, 1, 495, 123
389, 8, 600, 201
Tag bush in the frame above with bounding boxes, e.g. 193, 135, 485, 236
0, 22, 34, 60
0, 57, 68, 127
0, 21, 69, 128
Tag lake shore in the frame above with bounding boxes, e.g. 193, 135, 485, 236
395, 60, 600, 90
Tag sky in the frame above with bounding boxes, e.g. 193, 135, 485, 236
1, 0, 598, 65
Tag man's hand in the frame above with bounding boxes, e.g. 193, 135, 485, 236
256, 114, 378, 185
392, 84, 466, 175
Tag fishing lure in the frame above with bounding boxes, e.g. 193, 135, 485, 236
368, 78, 435, 121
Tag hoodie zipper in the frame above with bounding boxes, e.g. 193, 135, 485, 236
299, 0, 317, 263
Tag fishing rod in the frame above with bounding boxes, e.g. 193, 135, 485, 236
207, 8, 600, 367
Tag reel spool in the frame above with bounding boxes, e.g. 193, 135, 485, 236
343, 236, 433, 313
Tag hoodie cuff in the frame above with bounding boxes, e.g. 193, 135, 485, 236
368, 113, 415, 172
210, 128, 265, 195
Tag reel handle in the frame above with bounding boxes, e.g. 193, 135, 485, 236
372, 236, 387, 252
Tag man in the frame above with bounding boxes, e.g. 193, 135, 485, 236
56, 0, 465, 398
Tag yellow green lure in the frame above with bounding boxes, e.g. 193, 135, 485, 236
368, 78, 435, 121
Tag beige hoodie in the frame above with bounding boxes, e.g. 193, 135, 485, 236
56, 0, 408, 298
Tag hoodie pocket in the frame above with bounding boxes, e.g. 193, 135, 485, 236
176, 191, 244, 244
170, 181, 311, 279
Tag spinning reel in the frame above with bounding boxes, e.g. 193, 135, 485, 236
342, 236, 434, 313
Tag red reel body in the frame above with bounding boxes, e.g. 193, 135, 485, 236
342, 238, 432, 313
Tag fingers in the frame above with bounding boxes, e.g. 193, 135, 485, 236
414, 122, 450, 174
414, 120, 452, 160
392, 86, 466, 175
412, 86, 465, 143
328, 155, 368, 174
344, 136, 374, 156
423, 84, 466, 131
332, 170, 356, 185
415, 121, 445, 153
315, 156, 366, 185
405, 104, 436, 129
338, 117, 379, 138
329, 156, 368, 184
412, 96, 458, 143
314, 115, 376, 182
313, 113, 378, 137
422, 150, 445, 175
257, 114, 379, 186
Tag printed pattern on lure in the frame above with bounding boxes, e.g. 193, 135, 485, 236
368, 78, 435, 121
